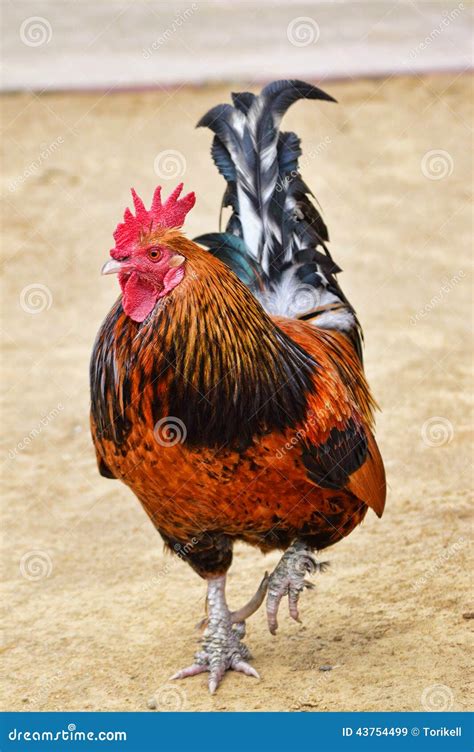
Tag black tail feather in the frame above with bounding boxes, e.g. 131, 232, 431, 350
196, 79, 363, 359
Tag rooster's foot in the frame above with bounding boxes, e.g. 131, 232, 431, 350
170, 575, 261, 694
266, 540, 328, 634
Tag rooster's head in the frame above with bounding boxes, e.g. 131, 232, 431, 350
102, 183, 195, 322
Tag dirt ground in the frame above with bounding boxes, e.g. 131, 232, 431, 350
1, 74, 472, 713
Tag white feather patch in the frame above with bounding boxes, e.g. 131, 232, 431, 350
310, 309, 356, 332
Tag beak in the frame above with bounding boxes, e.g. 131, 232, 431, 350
101, 259, 124, 275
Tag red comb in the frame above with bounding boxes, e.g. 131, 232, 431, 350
112, 183, 195, 256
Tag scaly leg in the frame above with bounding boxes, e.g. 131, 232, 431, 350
266, 540, 328, 634
171, 574, 267, 694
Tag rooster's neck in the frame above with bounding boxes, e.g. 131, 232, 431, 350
91, 241, 317, 450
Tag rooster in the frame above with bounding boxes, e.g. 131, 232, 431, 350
90, 80, 386, 694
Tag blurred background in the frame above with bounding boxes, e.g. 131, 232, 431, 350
2, 0, 472, 89
1, 1, 472, 713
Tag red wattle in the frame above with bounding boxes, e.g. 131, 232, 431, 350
120, 272, 159, 323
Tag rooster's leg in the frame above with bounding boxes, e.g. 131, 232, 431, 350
170, 574, 261, 694
266, 540, 327, 634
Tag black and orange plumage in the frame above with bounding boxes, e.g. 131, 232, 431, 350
90, 80, 386, 692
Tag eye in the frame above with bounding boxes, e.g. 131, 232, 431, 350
148, 247, 161, 261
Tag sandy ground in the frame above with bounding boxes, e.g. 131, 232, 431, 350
1, 74, 472, 713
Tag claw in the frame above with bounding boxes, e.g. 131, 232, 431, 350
171, 574, 261, 694
170, 663, 207, 681
231, 658, 260, 679
208, 663, 226, 695
266, 541, 328, 634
